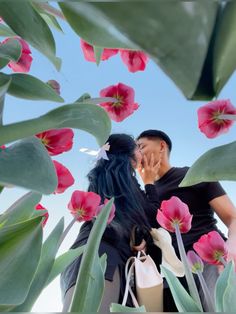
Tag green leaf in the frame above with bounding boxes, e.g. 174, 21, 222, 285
70, 199, 114, 312
59, 2, 133, 49
0, 137, 57, 194
213, 1, 236, 95
215, 261, 236, 312
0, 102, 111, 147
0, 38, 22, 69
0, 191, 42, 227
13, 218, 64, 311
40, 12, 64, 33
0, 73, 11, 125
110, 303, 146, 312
33, 2, 64, 33
45, 246, 85, 287
94, 46, 104, 66
0, 72, 64, 102
179, 141, 236, 187
0, 1, 61, 70
161, 266, 202, 312
0, 23, 16, 37
59, 2, 218, 99
0, 216, 42, 307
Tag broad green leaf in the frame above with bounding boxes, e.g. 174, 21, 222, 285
0, 216, 42, 306
0, 137, 57, 194
45, 246, 85, 287
0, 191, 42, 227
179, 141, 236, 187
110, 303, 146, 312
222, 261, 236, 311
0, 73, 64, 102
0, 1, 61, 70
0, 38, 22, 70
59, 2, 133, 49
70, 199, 114, 312
161, 266, 202, 312
0, 73, 11, 125
13, 218, 64, 311
213, 1, 236, 95
0, 102, 111, 147
215, 261, 236, 312
60, 2, 218, 99
0, 23, 16, 37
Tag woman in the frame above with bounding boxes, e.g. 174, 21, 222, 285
60, 134, 161, 311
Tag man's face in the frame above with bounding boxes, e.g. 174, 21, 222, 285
136, 137, 162, 164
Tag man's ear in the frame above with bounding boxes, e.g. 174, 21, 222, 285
160, 140, 165, 152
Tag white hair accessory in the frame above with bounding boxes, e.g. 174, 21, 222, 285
79, 142, 110, 161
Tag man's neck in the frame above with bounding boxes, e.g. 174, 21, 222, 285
158, 162, 172, 179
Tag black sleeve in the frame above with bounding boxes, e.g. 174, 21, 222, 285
143, 184, 161, 228
198, 181, 226, 203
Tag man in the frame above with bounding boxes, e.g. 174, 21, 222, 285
136, 129, 236, 311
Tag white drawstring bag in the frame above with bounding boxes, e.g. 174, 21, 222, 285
122, 250, 163, 312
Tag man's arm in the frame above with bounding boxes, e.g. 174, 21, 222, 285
209, 194, 236, 262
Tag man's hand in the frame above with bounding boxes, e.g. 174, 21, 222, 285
137, 153, 161, 185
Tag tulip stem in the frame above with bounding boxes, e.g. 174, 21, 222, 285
218, 114, 236, 121
0, 186, 4, 194
175, 224, 203, 311
196, 270, 215, 312
58, 217, 77, 247
219, 256, 227, 267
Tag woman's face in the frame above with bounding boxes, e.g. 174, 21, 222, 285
132, 146, 142, 169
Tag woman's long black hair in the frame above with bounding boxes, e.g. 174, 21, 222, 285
87, 134, 151, 234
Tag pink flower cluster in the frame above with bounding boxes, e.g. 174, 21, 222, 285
156, 196, 229, 266
80, 39, 149, 73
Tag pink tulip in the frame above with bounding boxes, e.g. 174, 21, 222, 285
187, 250, 204, 273
120, 50, 149, 72
36, 128, 74, 156
35, 203, 49, 227
80, 39, 118, 62
2, 37, 33, 73
96, 199, 116, 224
53, 160, 75, 194
197, 99, 236, 138
47, 79, 61, 95
156, 196, 192, 233
68, 190, 101, 222
0, 145, 5, 149
193, 231, 228, 265
99, 82, 139, 122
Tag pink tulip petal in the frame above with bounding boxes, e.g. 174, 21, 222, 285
156, 210, 176, 232
53, 160, 75, 194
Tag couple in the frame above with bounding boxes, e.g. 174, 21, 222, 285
61, 130, 236, 312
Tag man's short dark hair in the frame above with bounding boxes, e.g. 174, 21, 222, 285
137, 129, 172, 152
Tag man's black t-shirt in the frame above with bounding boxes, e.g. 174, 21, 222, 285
150, 166, 227, 252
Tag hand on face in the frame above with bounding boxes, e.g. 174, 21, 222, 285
137, 152, 162, 184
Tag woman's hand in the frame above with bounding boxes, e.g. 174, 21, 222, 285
137, 153, 161, 185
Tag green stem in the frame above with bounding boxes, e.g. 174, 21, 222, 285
175, 224, 203, 311
197, 270, 215, 312
218, 114, 236, 120
58, 217, 77, 248
219, 256, 227, 267
0, 185, 4, 193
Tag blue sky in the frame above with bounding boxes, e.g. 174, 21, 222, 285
1, 17, 236, 312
